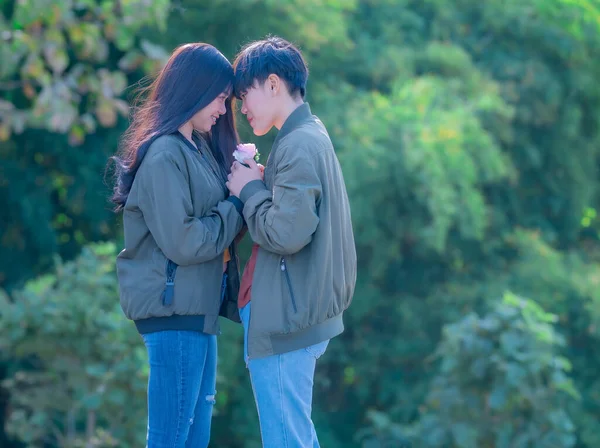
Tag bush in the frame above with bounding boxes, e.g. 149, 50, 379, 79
417, 292, 578, 448
0, 243, 147, 447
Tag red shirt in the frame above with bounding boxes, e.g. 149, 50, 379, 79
238, 243, 259, 308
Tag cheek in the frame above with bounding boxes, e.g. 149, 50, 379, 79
190, 111, 209, 130
195, 110, 209, 123
247, 95, 259, 111
250, 99, 265, 118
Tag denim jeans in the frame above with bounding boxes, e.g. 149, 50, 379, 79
240, 303, 329, 448
142, 330, 217, 448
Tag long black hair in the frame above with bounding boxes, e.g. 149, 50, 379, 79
110, 43, 239, 211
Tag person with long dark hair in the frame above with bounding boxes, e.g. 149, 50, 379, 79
110, 43, 244, 447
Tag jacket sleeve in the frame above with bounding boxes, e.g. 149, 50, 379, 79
239, 146, 321, 255
138, 150, 244, 266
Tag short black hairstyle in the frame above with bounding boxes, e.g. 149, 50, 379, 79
233, 36, 308, 99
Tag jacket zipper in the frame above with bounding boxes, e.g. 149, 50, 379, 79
161, 259, 177, 306
280, 257, 297, 313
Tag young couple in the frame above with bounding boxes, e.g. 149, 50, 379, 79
111, 36, 356, 448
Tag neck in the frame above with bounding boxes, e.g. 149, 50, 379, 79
178, 122, 195, 146
274, 96, 305, 130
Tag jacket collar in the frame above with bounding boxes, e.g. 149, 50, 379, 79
273, 102, 312, 147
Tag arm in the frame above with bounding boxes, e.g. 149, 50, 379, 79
239, 148, 321, 255
139, 151, 244, 266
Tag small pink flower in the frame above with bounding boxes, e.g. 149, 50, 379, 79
233, 143, 258, 163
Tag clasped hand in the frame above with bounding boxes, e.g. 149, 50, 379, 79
226, 158, 264, 198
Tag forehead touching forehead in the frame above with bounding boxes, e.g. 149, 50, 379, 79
222, 84, 233, 97
233, 37, 308, 100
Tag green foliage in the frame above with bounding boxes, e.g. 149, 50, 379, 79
477, 230, 600, 448
0, 243, 148, 447
417, 292, 578, 448
0, 0, 170, 144
2, 0, 600, 447
341, 57, 513, 269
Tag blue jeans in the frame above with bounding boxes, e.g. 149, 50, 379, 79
240, 304, 329, 448
142, 330, 217, 448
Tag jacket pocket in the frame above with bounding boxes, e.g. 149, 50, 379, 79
280, 257, 297, 313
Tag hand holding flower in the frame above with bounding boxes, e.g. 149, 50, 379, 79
226, 158, 263, 198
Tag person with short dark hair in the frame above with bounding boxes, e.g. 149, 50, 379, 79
227, 36, 357, 448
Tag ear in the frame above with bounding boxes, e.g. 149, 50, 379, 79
266, 74, 280, 95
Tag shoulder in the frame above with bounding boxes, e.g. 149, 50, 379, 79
144, 135, 189, 166
279, 118, 333, 161
147, 134, 187, 158
136, 135, 190, 179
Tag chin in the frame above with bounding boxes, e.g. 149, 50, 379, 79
253, 126, 271, 137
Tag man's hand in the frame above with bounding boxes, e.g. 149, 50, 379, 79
226, 158, 263, 198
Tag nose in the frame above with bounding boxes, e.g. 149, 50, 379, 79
218, 102, 226, 116
240, 101, 247, 115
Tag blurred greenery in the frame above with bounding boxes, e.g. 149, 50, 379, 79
417, 292, 578, 447
2, 0, 600, 447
